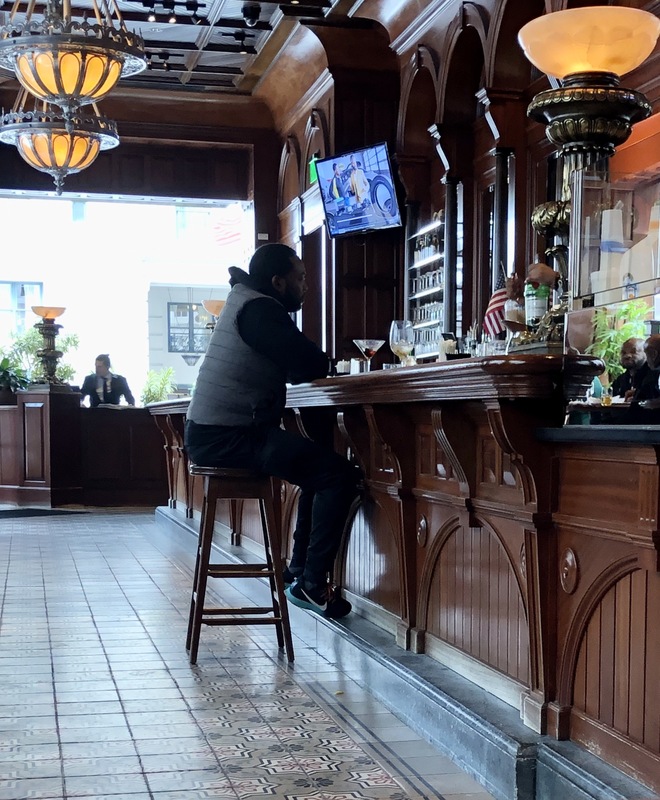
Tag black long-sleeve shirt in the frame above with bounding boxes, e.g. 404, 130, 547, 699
237, 297, 329, 384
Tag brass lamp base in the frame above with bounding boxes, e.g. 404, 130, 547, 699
527, 72, 652, 155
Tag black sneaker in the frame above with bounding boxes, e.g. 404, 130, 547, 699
285, 580, 352, 619
282, 566, 299, 588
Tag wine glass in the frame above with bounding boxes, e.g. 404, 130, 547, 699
352, 339, 385, 371
389, 320, 415, 366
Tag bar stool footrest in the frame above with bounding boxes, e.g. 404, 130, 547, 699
207, 564, 274, 578
201, 617, 285, 626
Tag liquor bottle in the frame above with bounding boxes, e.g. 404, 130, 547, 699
524, 282, 550, 328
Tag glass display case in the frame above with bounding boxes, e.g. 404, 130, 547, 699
405, 183, 464, 360
408, 213, 444, 359
570, 162, 660, 317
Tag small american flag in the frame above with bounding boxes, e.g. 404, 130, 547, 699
483, 269, 507, 338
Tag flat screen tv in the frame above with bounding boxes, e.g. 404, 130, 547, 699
315, 142, 402, 238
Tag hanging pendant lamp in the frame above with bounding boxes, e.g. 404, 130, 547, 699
0, 91, 119, 194
0, 0, 146, 116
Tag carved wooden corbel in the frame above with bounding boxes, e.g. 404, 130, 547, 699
483, 398, 537, 506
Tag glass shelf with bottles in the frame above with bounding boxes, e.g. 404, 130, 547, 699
414, 326, 442, 358
571, 162, 660, 308
410, 267, 444, 301
409, 215, 444, 270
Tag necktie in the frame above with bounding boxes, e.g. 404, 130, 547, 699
103, 379, 110, 403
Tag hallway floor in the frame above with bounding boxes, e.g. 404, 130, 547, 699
0, 508, 495, 800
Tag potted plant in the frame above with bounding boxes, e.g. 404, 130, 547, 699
0, 357, 29, 404
141, 367, 176, 405
586, 298, 649, 383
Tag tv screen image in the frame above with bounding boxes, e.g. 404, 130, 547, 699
315, 143, 402, 238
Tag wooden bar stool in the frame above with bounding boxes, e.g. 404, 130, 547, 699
186, 464, 294, 664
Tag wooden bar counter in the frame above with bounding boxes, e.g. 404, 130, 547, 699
148, 354, 660, 795
0, 386, 168, 507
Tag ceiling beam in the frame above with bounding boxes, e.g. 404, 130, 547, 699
144, 39, 257, 55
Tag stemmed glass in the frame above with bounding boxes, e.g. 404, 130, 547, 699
389, 320, 415, 366
352, 339, 385, 371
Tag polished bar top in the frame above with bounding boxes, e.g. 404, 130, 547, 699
285, 354, 602, 408
148, 354, 603, 415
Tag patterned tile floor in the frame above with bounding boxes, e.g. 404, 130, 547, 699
0, 509, 495, 800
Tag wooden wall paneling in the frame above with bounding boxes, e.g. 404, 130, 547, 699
548, 439, 660, 791
301, 227, 325, 346
334, 403, 408, 639
0, 406, 20, 488
79, 408, 167, 506
48, 392, 83, 505
22, 399, 48, 485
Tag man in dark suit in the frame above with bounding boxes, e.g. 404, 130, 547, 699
80, 354, 135, 407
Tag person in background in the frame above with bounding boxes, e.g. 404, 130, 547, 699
611, 337, 648, 400
329, 163, 347, 211
623, 334, 660, 424
80, 354, 135, 407
348, 155, 370, 208
184, 243, 360, 619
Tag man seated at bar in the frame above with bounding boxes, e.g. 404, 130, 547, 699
184, 244, 359, 619
80, 354, 135, 407
611, 337, 649, 399
626, 334, 660, 422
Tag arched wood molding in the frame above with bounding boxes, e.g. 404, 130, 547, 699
557, 554, 641, 704
430, 407, 470, 496
363, 404, 402, 489
303, 18, 399, 76
414, 512, 529, 655
414, 516, 461, 645
483, 398, 537, 507
398, 45, 440, 150
484, 0, 545, 90
291, 408, 313, 440
437, 4, 488, 126
337, 409, 367, 476
277, 134, 301, 216
334, 492, 363, 588
301, 108, 330, 197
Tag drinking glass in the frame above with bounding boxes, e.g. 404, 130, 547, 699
389, 320, 415, 365
352, 339, 385, 371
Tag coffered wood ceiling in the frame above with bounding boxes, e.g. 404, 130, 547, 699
0, 0, 341, 96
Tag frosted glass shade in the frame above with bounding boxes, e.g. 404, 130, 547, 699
32, 306, 65, 319
518, 7, 660, 80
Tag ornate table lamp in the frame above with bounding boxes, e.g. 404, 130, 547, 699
516, 6, 660, 349
31, 305, 67, 385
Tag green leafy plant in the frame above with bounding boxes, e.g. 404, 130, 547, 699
0, 327, 80, 382
0, 356, 29, 393
586, 298, 649, 381
141, 367, 176, 405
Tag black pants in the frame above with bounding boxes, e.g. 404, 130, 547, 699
185, 419, 359, 591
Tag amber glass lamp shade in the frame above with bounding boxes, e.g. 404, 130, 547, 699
32, 306, 66, 319
15, 48, 124, 110
518, 7, 660, 80
202, 299, 226, 317
18, 127, 100, 172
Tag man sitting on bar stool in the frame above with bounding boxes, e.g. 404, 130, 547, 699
184, 243, 359, 619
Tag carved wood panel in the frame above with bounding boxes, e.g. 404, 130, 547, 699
419, 511, 530, 686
